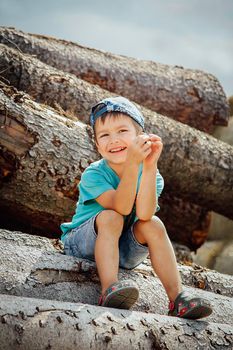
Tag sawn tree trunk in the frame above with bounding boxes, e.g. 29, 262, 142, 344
0, 294, 232, 350
0, 26, 229, 132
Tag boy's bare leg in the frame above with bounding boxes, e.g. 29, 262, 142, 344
133, 217, 182, 301
94, 210, 124, 294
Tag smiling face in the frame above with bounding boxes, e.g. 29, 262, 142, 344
95, 113, 141, 168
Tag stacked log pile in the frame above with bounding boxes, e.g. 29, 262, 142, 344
0, 27, 232, 349
0, 40, 232, 248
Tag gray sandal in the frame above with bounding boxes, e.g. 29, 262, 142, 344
168, 291, 213, 319
98, 280, 139, 309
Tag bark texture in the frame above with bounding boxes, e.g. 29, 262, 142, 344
0, 26, 229, 132
157, 193, 211, 249
0, 294, 232, 350
0, 229, 232, 326
0, 83, 99, 235
0, 83, 233, 229
0, 43, 105, 123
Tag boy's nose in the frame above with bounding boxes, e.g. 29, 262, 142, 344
109, 135, 120, 144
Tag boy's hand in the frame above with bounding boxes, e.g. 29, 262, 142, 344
126, 134, 153, 166
143, 134, 163, 168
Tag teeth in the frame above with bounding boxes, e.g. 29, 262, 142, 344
110, 147, 125, 153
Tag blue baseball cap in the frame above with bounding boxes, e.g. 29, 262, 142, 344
90, 96, 145, 130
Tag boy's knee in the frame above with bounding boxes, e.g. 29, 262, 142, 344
151, 216, 167, 232
137, 216, 167, 238
96, 210, 124, 231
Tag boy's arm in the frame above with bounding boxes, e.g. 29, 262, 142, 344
136, 134, 163, 220
136, 165, 157, 220
95, 134, 152, 215
95, 162, 139, 215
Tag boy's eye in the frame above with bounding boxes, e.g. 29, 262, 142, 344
99, 134, 108, 138
119, 129, 128, 133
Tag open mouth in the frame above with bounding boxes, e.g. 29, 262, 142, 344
109, 147, 127, 153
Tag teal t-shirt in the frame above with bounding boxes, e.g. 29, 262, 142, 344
60, 158, 164, 242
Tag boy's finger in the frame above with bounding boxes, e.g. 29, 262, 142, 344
148, 133, 160, 137
149, 134, 162, 141
144, 140, 152, 147
137, 135, 150, 145
152, 141, 163, 148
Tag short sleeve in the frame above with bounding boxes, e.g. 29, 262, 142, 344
79, 168, 114, 204
156, 170, 164, 212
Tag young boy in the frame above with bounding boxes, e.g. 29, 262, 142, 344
61, 96, 212, 319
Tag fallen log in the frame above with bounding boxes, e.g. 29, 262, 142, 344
0, 84, 233, 226
1, 228, 232, 297
0, 85, 99, 235
139, 257, 233, 298
0, 26, 229, 133
0, 43, 106, 123
0, 229, 232, 325
0, 294, 232, 350
157, 193, 210, 249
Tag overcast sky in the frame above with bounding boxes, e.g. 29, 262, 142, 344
0, 0, 232, 95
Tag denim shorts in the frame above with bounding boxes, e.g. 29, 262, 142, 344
63, 212, 149, 269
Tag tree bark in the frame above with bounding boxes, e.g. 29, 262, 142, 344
157, 193, 210, 249
0, 26, 229, 133
137, 256, 233, 298
0, 83, 233, 227
0, 294, 232, 350
0, 84, 99, 236
1, 228, 232, 297
0, 229, 232, 326
0, 43, 105, 124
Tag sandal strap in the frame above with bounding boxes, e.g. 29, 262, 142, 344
169, 301, 175, 311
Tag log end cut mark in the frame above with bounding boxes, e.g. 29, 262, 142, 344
0, 112, 37, 181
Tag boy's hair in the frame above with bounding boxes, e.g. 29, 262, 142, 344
93, 111, 143, 142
